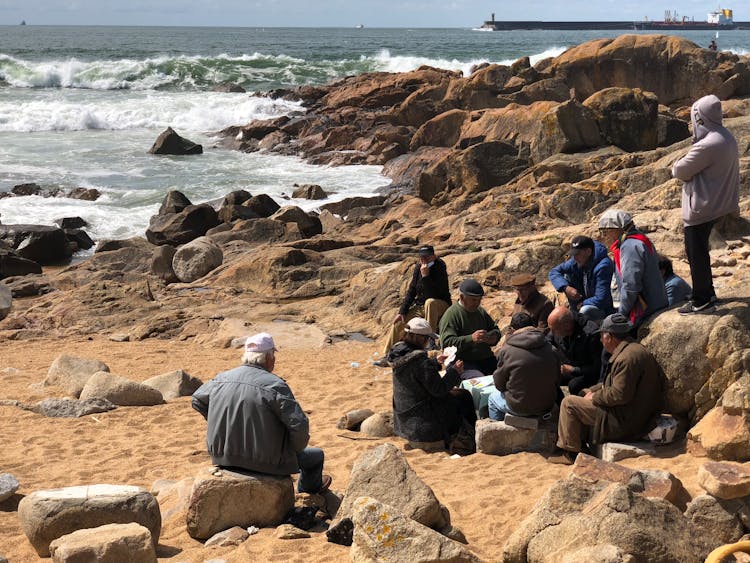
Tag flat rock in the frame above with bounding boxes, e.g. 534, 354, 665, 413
21, 398, 117, 418
48, 523, 156, 563
688, 406, 750, 461
142, 369, 203, 400
350, 496, 483, 563
185, 466, 294, 540
275, 524, 311, 539
79, 372, 164, 406
0, 473, 19, 502
699, 461, 750, 499
475, 418, 556, 455
594, 441, 657, 462
504, 414, 539, 430
44, 354, 110, 398
17, 484, 161, 557
334, 443, 449, 532
204, 526, 249, 547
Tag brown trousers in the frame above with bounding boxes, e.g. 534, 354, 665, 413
557, 395, 604, 452
382, 298, 450, 355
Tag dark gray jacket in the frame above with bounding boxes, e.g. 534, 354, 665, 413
192, 364, 309, 475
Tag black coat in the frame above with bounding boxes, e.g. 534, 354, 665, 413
399, 258, 451, 315
548, 315, 603, 394
389, 342, 461, 442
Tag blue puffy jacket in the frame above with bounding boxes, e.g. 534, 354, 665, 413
549, 241, 615, 314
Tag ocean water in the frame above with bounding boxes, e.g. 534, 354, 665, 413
0, 26, 748, 245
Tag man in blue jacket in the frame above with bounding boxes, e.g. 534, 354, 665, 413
192, 332, 332, 494
672, 94, 740, 315
549, 235, 614, 322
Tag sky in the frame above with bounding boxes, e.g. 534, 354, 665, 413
0, 0, 744, 27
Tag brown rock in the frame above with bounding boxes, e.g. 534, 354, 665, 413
275, 524, 311, 539
688, 406, 750, 461
359, 411, 394, 437
336, 408, 375, 430
48, 523, 155, 563
204, 526, 250, 547
698, 461, 750, 499
583, 87, 659, 152
148, 126, 202, 155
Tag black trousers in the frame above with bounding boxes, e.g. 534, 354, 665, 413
684, 220, 715, 305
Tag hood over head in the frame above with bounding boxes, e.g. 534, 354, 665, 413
505, 327, 548, 350
692, 94, 723, 141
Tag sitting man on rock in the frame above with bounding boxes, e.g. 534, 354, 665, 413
598, 209, 668, 328
375, 245, 451, 367
658, 254, 692, 307
192, 332, 332, 494
510, 273, 554, 331
547, 306, 603, 397
549, 314, 663, 465
389, 317, 476, 451
488, 313, 560, 421
439, 278, 501, 376
549, 235, 615, 322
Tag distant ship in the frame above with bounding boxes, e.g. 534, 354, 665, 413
355, 24, 364, 29
634, 8, 737, 30
19, 20, 26, 26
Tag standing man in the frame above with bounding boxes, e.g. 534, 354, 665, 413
192, 333, 332, 494
548, 314, 663, 465
510, 273, 554, 330
375, 245, 451, 367
598, 209, 668, 327
549, 235, 615, 322
672, 94, 740, 315
439, 278, 501, 376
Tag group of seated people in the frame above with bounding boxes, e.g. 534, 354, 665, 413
383, 208, 690, 464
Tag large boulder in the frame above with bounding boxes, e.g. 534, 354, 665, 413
48, 523, 156, 563
171, 236, 223, 283
243, 194, 280, 218
270, 206, 322, 239
149, 244, 178, 283
0, 224, 72, 265
684, 494, 746, 558
145, 204, 219, 246
583, 87, 660, 152
350, 497, 483, 563
79, 372, 164, 406
502, 478, 697, 563
687, 406, 750, 461
409, 109, 469, 150
698, 461, 750, 500
0, 249, 43, 279
44, 354, 110, 398
0, 473, 19, 503
158, 190, 192, 215
148, 126, 202, 155
335, 443, 450, 532
17, 484, 161, 557
142, 370, 203, 400
185, 466, 294, 539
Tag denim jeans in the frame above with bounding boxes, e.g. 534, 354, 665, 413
296, 447, 325, 493
488, 390, 521, 421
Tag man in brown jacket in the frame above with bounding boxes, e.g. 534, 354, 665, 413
549, 313, 663, 465
510, 273, 554, 331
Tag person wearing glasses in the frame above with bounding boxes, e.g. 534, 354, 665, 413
549, 235, 615, 322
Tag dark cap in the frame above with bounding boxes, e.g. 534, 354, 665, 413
594, 313, 631, 336
510, 312, 534, 331
459, 278, 484, 297
418, 245, 435, 257
570, 235, 595, 255
510, 273, 536, 287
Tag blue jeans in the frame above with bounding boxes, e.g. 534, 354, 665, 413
488, 390, 521, 421
296, 447, 325, 493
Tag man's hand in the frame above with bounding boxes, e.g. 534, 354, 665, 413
564, 286, 582, 301
393, 314, 405, 324
472, 330, 488, 343
561, 364, 575, 376
453, 360, 464, 375
584, 391, 594, 401
420, 263, 430, 277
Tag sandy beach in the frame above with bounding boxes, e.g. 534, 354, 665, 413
0, 325, 708, 562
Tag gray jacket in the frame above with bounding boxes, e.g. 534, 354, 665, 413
192, 365, 309, 475
616, 233, 668, 322
672, 94, 740, 227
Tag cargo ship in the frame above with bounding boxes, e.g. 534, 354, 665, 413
634, 8, 737, 30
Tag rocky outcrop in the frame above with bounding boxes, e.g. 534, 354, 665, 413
0, 224, 72, 265
145, 204, 219, 247
148, 127, 202, 155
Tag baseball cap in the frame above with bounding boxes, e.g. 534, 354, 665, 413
244, 332, 277, 353
598, 209, 633, 230
404, 317, 439, 340
570, 235, 595, 255
594, 314, 631, 336
459, 278, 484, 297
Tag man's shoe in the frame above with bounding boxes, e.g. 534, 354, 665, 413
317, 474, 332, 494
372, 358, 390, 368
547, 449, 577, 465
678, 301, 716, 315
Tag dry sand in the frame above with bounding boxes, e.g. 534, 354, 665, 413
0, 322, 707, 562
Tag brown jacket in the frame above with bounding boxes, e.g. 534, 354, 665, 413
591, 339, 663, 444
512, 290, 554, 330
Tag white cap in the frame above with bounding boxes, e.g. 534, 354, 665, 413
244, 332, 277, 353
404, 317, 438, 340
598, 209, 633, 230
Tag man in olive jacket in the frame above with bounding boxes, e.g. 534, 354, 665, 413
192, 332, 332, 493
549, 314, 663, 465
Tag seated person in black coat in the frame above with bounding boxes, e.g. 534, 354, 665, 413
389, 317, 476, 448
547, 306, 603, 396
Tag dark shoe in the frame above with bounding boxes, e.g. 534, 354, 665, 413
678, 301, 716, 315
547, 449, 577, 465
372, 358, 390, 368
710, 294, 721, 305
317, 474, 332, 494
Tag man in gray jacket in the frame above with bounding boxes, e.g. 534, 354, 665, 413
192, 332, 331, 494
672, 94, 740, 314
